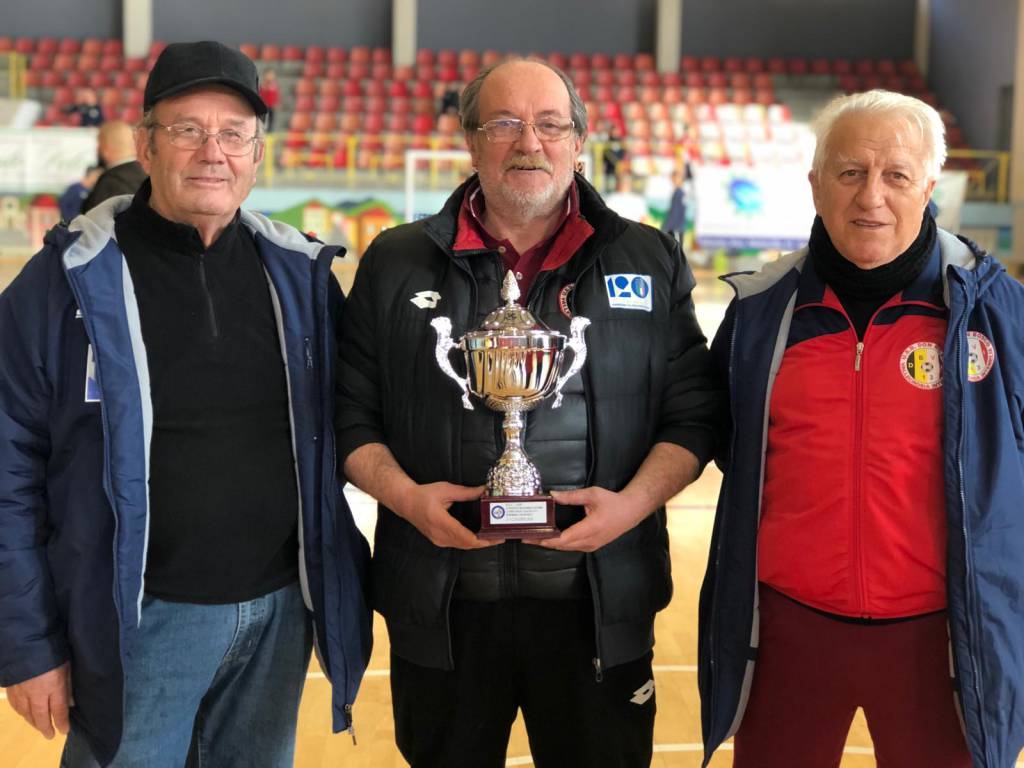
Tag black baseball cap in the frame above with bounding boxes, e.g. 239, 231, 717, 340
143, 41, 268, 117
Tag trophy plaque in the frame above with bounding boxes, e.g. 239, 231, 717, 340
432, 271, 590, 539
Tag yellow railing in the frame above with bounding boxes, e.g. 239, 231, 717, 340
946, 149, 1010, 203
4, 52, 26, 100
261, 131, 475, 188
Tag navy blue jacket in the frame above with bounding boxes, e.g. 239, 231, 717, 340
701, 229, 1024, 767
0, 196, 372, 765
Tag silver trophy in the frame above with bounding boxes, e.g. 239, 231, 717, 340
432, 271, 590, 538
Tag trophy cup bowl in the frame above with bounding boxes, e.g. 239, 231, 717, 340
431, 271, 589, 539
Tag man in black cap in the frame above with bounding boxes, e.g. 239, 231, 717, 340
0, 41, 371, 767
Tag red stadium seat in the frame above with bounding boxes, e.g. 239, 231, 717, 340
365, 112, 385, 133
634, 53, 654, 71
260, 44, 281, 61
295, 78, 316, 97
611, 53, 631, 71
56, 38, 79, 55
547, 52, 568, 70
680, 56, 700, 73
832, 58, 852, 75
313, 112, 337, 131
372, 47, 391, 64
787, 58, 808, 75
365, 80, 387, 98
326, 47, 347, 64
458, 49, 480, 69
77, 55, 99, 72
700, 56, 721, 72
29, 54, 52, 71
0, 37, 13, 53
618, 86, 637, 103
767, 57, 786, 74
343, 96, 365, 115
100, 87, 121, 107
640, 70, 660, 87
437, 67, 459, 83
350, 46, 371, 64
239, 43, 259, 60
325, 63, 346, 79
288, 112, 312, 132
88, 72, 110, 89
317, 94, 340, 113
366, 96, 387, 115
37, 38, 58, 55
302, 61, 324, 78
124, 57, 147, 72
744, 57, 765, 73
876, 59, 896, 75
99, 55, 121, 72
342, 79, 362, 97
82, 39, 103, 56
393, 64, 415, 81
15, 38, 35, 54
437, 49, 456, 68
387, 113, 410, 133
371, 63, 392, 81
65, 71, 87, 87
724, 57, 744, 73
389, 80, 410, 98
811, 58, 830, 75
616, 70, 636, 87
481, 50, 502, 67
569, 53, 589, 70
348, 62, 370, 80
854, 58, 874, 76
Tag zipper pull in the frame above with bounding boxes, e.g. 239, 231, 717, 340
592, 657, 604, 683
304, 337, 314, 370
345, 704, 357, 745
854, 341, 864, 372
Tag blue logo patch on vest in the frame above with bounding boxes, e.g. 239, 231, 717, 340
605, 274, 653, 311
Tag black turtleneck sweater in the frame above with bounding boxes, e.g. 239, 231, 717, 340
809, 212, 937, 339
114, 183, 299, 604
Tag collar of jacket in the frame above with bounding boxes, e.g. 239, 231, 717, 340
421, 171, 627, 259
56, 187, 343, 271
721, 227, 1000, 309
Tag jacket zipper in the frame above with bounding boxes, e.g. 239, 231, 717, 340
197, 253, 219, 339
851, 337, 867, 615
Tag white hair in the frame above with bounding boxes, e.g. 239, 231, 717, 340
811, 89, 947, 180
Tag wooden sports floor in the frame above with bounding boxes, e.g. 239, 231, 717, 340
1, 263, 1021, 766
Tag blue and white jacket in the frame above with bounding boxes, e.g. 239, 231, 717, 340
700, 230, 1024, 767
0, 196, 372, 765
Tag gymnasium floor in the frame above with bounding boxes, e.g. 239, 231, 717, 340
0, 261, 1020, 766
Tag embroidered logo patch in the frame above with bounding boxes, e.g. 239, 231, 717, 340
899, 342, 943, 390
410, 290, 441, 309
967, 331, 996, 382
84, 344, 101, 402
630, 679, 655, 705
605, 274, 652, 311
558, 283, 575, 319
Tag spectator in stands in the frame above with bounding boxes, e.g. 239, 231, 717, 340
702, 89, 1024, 767
58, 164, 103, 221
63, 87, 104, 127
259, 68, 279, 131
0, 40, 370, 768
80, 121, 147, 213
439, 84, 460, 116
337, 57, 718, 768
601, 124, 626, 190
662, 168, 687, 244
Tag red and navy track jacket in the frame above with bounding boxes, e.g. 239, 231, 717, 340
700, 231, 1024, 768
759, 254, 948, 618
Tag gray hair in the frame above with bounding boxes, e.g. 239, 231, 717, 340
811, 89, 946, 180
459, 57, 588, 140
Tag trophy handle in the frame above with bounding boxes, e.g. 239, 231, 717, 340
430, 316, 474, 410
551, 316, 591, 409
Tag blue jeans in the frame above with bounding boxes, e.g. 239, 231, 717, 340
62, 581, 313, 768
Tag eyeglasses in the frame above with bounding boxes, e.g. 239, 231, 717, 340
477, 118, 575, 144
151, 122, 261, 156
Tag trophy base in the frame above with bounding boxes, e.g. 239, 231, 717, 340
479, 495, 558, 539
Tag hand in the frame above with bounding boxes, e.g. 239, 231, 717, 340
395, 482, 498, 549
531, 487, 648, 552
6, 662, 71, 739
